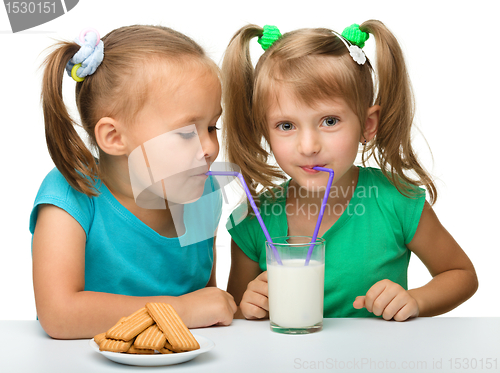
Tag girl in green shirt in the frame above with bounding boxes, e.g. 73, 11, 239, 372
222, 21, 478, 320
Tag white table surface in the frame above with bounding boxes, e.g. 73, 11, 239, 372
1, 318, 499, 373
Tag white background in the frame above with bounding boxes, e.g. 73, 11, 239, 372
0, 0, 498, 320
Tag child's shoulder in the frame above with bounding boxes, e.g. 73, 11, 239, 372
36, 167, 76, 198
37, 167, 96, 201
360, 166, 396, 187
358, 167, 426, 244
359, 166, 425, 202
41, 167, 72, 186
358, 167, 426, 231
30, 168, 98, 235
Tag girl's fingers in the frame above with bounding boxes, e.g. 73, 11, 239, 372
257, 271, 268, 283
243, 290, 269, 311
353, 296, 366, 309
354, 280, 417, 321
363, 281, 390, 313
393, 300, 419, 322
381, 293, 408, 320
241, 302, 268, 319
241, 289, 269, 319
240, 271, 270, 319
227, 295, 238, 314
371, 288, 399, 317
247, 277, 268, 297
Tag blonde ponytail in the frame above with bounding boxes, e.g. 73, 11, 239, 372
222, 25, 285, 200
41, 41, 99, 196
360, 20, 437, 204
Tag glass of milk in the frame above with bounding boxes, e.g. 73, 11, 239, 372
266, 236, 325, 334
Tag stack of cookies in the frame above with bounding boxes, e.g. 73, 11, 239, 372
94, 303, 200, 354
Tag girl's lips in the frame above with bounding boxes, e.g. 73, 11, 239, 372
299, 165, 326, 174
193, 173, 208, 178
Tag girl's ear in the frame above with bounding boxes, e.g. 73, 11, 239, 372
94, 117, 127, 156
362, 105, 380, 142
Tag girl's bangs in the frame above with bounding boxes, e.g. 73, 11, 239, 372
257, 54, 364, 115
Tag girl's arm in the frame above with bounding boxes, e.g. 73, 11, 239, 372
354, 202, 478, 320
405, 201, 478, 316
33, 205, 236, 339
226, 239, 267, 319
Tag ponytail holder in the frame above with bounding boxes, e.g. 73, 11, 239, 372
65, 28, 104, 82
331, 24, 369, 65
341, 24, 369, 48
258, 25, 282, 51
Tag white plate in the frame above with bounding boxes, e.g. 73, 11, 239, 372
89, 334, 215, 367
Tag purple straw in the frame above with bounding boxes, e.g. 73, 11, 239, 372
304, 167, 335, 265
206, 171, 283, 265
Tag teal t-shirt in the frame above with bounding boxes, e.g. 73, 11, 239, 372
30, 168, 222, 297
227, 167, 426, 318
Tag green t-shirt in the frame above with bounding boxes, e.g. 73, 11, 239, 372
227, 167, 426, 318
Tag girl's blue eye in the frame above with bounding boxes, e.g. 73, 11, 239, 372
277, 122, 295, 131
178, 132, 197, 140
322, 117, 338, 127
208, 126, 220, 133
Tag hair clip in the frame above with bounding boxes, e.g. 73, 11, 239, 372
331, 24, 369, 65
258, 25, 282, 51
66, 28, 104, 82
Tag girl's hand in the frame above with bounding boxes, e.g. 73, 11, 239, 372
240, 271, 269, 320
353, 279, 419, 321
178, 287, 237, 328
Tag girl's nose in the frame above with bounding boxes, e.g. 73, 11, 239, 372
197, 133, 219, 163
297, 129, 321, 156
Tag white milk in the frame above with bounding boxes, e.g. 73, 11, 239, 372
268, 259, 324, 328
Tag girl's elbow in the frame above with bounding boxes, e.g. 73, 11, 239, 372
43, 327, 71, 340
459, 260, 478, 299
37, 307, 76, 340
462, 266, 479, 301
470, 270, 479, 296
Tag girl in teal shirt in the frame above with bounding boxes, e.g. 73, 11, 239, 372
222, 21, 478, 320
32, 25, 236, 339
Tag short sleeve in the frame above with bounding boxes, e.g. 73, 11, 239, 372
399, 187, 426, 244
363, 167, 426, 245
29, 168, 93, 237
226, 202, 263, 262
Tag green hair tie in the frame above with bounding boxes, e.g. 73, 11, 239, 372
341, 24, 369, 49
258, 25, 282, 50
